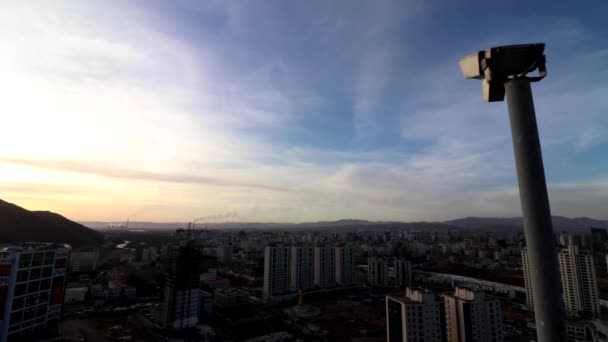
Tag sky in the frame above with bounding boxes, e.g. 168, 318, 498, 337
1, 0, 607, 223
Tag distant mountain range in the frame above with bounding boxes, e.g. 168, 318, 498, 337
82, 216, 608, 232
0, 199, 104, 247
445, 216, 608, 232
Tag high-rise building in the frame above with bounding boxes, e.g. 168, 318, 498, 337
335, 246, 355, 286
558, 245, 600, 318
368, 257, 388, 287
386, 288, 447, 342
393, 258, 412, 289
68, 248, 99, 273
590, 228, 607, 274
313, 246, 336, 288
161, 242, 203, 330
263, 246, 291, 298
0, 243, 71, 342
521, 248, 534, 308
216, 246, 233, 264
290, 246, 314, 291
443, 287, 503, 342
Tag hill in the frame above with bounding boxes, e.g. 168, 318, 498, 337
0, 199, 104, 247
446, 216, 608, 232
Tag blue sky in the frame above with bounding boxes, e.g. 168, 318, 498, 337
0, 0, 607, 222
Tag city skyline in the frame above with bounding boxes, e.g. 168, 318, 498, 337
1, 0, 607, 222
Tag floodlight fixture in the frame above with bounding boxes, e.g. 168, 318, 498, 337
459, 43, 566, 342
459, 43, 547, 101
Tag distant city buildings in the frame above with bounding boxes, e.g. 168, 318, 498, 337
368, 257, 413, 289
68, 248, 99, 273
0, 243, 71, 342
216, 246, 233, 264
443, 287, 503, 342
590, 228, 607, 274
263, 245, 357, 299
386, 288, 447, 342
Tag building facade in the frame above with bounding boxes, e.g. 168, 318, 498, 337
393, 258, 412, 289
216, 246, 233, 264
559, 245, 600, 318
313, 246, 336, 289
335, 246, 355, 286
368, 257, 388, 287
263, 246, 291, 298
443, 287, 503, 342
290, 246, 314, 291
161, 242, 203, 330
0, 243, 71, 342
521, 248, 534, 308
68, 249, 99, 273
386, 288, 447, 342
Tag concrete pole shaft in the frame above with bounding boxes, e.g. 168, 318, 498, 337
505, 78, 566, 342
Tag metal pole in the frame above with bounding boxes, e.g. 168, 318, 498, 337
505, 78, 566, 342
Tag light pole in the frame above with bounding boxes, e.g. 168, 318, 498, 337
458, 44, 566, 342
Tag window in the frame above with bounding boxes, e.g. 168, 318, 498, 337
12, 297, 24, 310
41, 267, 52, 278
17, 270, 29, 283
36, 305, 47, 317
19, 254, 32, 268
10, 310, 23, 325
14, 283, 27, 296
31, 253, 43, 267
25, 294, 38, 307
27, 281, 40, 294
29, 268, 41, 280
39, 278, 51, 291
23, 307, 35, 321
38, 291, 49, 303
43, 251, 55, 265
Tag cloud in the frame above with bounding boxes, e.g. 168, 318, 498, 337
0, 2, 606, 222
2, 158, 291, 193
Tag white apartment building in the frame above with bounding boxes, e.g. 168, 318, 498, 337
290, 246, 314, 291
313, 246, 336, 288
263, 246, 292, 298
559, 245, 600, 318
335, 246, 355, 286
443, 287, 503, 342
386, 288, 446, 342
368, 257, 388, 287
0, 243, 71, 342
521, 248, 534, 308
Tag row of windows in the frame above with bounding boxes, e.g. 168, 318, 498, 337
16, 267, 54, 283
12, 291, 50, 310
9, 304, 48, 325
13, 279, 52, 297
18, 252, 56, 269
